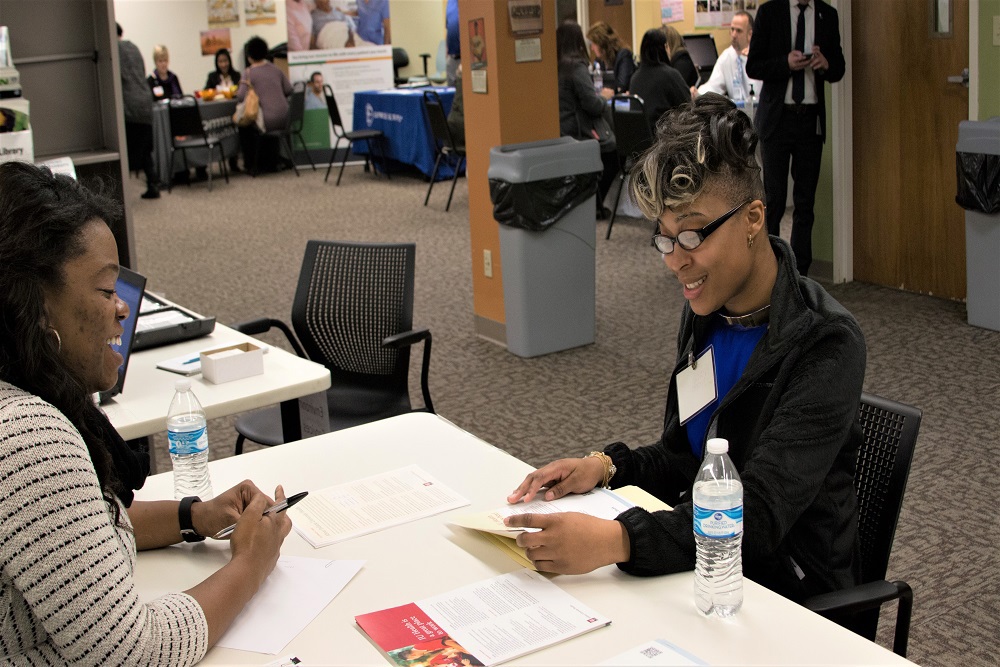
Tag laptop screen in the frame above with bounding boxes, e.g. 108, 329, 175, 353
683, 33, 719, 73
99, 266, 146, 403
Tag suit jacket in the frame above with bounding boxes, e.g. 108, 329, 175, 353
746, 0, 845, 142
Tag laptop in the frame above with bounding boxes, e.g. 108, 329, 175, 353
99, 266, 145, 404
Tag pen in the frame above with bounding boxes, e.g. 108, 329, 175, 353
212, 491, 308, 539
181, 357, 200, 365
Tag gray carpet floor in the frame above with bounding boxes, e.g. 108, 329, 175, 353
124, 163, 998, 666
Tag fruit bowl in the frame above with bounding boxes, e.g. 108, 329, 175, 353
201, 88, 217, 101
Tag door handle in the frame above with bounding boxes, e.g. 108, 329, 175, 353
946, 68, 969, 88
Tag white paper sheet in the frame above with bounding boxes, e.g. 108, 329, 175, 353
288, 465, 470, 547
216, 556, 364, 654
599, 639, 706, 666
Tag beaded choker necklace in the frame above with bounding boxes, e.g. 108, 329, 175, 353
720, 304, 771, 328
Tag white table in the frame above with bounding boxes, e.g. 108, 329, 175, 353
103, 324, 330, 441
133, 413, 913, 666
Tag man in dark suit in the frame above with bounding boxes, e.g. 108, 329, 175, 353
747, 0, 845, 276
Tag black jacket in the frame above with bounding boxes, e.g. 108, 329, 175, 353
205, 69, 241, 90
609, 237, 864, 602
745, 0, 846, 142
629, 63, 690, 128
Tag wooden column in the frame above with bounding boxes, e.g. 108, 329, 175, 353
460, 0, 559, 345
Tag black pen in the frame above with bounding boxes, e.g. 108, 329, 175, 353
212, 491, 308, 539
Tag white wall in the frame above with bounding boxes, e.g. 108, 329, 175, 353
113, 0, 449, 88
113, 0, 289, 93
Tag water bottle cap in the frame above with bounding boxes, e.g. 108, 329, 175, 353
174, 378, 192, 392
706, 438, 729, 454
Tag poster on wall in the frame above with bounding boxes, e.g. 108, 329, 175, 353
468, 18, 486, 69
200, 29, 232, 56
244, 0, 277, 25
660, 0, 684, 23
208, 0, 240, 28
285, 1, 394, 149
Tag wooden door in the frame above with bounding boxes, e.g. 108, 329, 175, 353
852, 0, 969, 300
587, 0, 633, 48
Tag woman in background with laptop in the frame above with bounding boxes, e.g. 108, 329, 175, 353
0, 161, 291, 664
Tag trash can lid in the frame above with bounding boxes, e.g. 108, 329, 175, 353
488, 136, 603, 183
956, 118, 1000, 155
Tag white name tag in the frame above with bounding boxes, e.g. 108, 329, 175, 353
677, 346, 718, 425
153, 85, 164, 97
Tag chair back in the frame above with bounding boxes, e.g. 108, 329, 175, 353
422, 89, 458, 153
392, 47, 410, 85
854, 392, 921, 584
168, 95, 207, 140
610, 94, 653, 168
288, 89, 307, 133
291, 241, 415, 406
322, 84, 346, 139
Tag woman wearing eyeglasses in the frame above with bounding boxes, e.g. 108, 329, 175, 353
506, 94, 865, 607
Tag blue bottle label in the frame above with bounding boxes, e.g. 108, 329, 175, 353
693, 504, 744, 538
168, 426, 208, 456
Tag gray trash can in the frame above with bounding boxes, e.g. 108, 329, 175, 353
488, 137, 603, 357
956, 118, 1000, 331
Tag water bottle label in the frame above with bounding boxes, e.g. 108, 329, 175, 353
693, 504, 743, 538
168, 426, 208, 455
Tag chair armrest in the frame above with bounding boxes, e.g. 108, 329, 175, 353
382, 328, 434, 414
805, 580, 912, 657
382, 328, 431, 349
231, 317, 307, 358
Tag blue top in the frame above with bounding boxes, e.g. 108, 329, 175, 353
684, 319, 767, 458
446, 0, 461, 57
356, 0, 390, 45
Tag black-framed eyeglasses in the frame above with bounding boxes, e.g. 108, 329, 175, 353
651, 199, 753, 255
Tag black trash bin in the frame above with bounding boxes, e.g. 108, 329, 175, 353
956, 118, 1000, 331
488, 137, 602, 357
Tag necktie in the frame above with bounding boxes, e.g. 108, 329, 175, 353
792, 3, 806, 103
735, 54, 744, 89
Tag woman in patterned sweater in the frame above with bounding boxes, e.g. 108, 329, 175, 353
0, 162, 291, 665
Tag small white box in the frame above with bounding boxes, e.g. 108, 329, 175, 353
199, 342, 264, 384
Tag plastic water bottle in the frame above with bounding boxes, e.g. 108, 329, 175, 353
592, 61, 603, 93
747, 85, 756, 122
693, 438, 743, 617
167, 378, 213, 500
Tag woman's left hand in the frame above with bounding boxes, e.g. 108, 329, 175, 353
191, 480, 271, 539
504, 512, 630, 574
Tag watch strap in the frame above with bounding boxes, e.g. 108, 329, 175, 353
179, 496, 206, 542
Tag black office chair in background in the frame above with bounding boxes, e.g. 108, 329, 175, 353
249, 95, 300, 178
392, 47, 410, 86
606, 94, 654, 239
322, 83, 388, 185
167, 95, 232, 192
288, 83, 316, 171
231, 240, 435, 455
422, 89, 466, 212
804, 392, 921, 657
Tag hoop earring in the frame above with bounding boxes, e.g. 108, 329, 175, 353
47, 327, 61, 353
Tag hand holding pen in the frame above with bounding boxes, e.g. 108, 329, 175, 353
214, 491, 308, 539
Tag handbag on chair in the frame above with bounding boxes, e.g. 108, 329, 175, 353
233, 78, 265, 132
576, 107, 616, 153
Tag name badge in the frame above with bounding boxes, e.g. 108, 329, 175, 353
676, 346, 718, 425
153, 85, 164, 97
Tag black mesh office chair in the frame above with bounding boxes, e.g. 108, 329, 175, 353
288, 84, 316, 171
804, 392, 921, 657
606, 94, 654, 239
422, 89, 466, 212
322, 84, 388, 185
232, 241, 434, 454
168, 95, 231, 192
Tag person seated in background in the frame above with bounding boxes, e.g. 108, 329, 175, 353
661, 25, 699, 88
205, 47, 241, 91
147, 44, 183, 101
305, 71, 326, 110
629, 28, 691, 127
237, 36, 294, 173
556, 21, 618, 221
695, 11, 762, 102
446, 65, 465, 149
312, 0, 357, 49
586, 21, 635, 94
0, 161, 292, 664
505, 95, 865, 610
